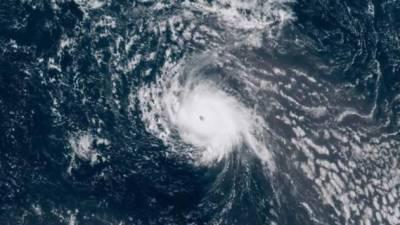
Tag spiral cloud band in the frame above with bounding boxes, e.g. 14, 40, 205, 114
139, 60, 272, 166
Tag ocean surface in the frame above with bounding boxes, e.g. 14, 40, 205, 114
1, 0, 400, 225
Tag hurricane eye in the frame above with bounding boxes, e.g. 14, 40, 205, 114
199, 115, 205, 121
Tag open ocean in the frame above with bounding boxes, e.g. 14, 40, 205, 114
1, 0, 400, 224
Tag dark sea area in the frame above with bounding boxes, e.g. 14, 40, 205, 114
1, 0, 400, 225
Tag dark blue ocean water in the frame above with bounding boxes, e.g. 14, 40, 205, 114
1, 1, 400, 225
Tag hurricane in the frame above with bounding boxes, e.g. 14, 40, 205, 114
139, 52, 273, 166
